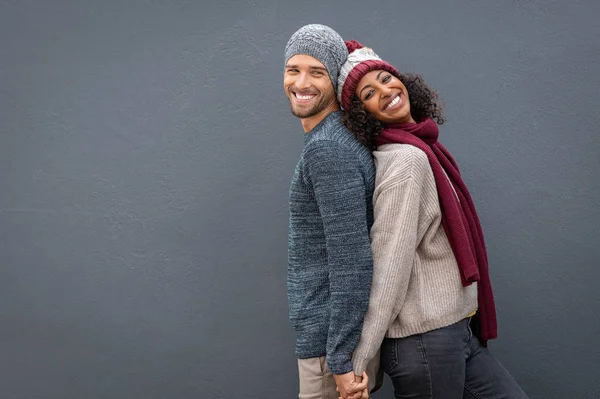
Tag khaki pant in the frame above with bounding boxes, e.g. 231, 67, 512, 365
298, 352, 382, 399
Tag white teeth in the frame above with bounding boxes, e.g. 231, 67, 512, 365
385, 95, 400, 110
296, 93, 315, 100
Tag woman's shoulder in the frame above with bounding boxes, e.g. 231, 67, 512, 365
372, 143, 432, 190
374, 143, 429, 171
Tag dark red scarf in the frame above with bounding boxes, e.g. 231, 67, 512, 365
376, 118, 497, 345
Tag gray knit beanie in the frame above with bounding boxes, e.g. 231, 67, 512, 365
284, 24, 347, 92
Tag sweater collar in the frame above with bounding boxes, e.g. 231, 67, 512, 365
304, 111, 342, 143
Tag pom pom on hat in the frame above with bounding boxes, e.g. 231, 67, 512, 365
345, 39, 364, 53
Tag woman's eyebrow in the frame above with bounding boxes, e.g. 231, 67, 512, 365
359, 85, 372, 97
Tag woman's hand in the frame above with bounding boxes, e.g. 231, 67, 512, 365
335, 371, 369, 399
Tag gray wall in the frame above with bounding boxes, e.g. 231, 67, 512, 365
1, 1, 599, 398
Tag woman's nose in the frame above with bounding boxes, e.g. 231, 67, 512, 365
381, 84, 393, 98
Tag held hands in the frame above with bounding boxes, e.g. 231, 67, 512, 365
334, 371, 369, 399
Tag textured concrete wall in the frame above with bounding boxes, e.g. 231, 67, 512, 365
1, 1, 599, 398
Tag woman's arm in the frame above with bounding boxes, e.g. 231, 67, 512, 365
352, 147, 426, 374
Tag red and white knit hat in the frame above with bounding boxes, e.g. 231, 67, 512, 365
337, 40, 399, 110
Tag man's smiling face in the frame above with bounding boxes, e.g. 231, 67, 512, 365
284, 54, 336, 119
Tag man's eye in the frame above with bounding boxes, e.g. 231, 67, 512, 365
312, 71, 324, 76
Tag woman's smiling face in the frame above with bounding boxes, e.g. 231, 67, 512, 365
355, 70, 415, 124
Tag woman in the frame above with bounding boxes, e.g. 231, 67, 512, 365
336, 40, 529, 399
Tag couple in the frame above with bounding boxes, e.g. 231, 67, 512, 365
284, 24, 529, 399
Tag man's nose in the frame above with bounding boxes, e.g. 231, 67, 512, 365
296, 73, 311, 89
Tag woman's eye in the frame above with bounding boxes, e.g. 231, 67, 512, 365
382, 75, 391, 83
365, 91, 374, 100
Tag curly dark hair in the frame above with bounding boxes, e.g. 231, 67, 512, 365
342, 72, 445, 150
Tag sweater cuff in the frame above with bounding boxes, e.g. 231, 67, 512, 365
352, 355, 369, 375
327, 357, 353, 375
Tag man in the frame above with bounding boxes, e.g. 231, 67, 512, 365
283, 24, 380, 399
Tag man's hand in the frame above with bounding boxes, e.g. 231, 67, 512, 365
334, 371, 369, 399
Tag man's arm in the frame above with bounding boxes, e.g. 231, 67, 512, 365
304, 139, 373, 375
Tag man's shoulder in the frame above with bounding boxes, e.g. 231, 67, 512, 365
311, 113, 348, 139
307, 113, 368, 155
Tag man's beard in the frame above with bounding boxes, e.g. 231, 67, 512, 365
288, 91, 334, 119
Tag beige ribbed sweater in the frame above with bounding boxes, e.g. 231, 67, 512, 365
352, 143, 478, 374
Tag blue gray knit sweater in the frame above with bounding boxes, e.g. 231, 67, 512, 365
288, 111, 375, 374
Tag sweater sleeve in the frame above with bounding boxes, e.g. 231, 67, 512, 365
303, 140, 374, 375
352, 151, 424, 374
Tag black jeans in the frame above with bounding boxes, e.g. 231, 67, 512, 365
381, 318, 528, 398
